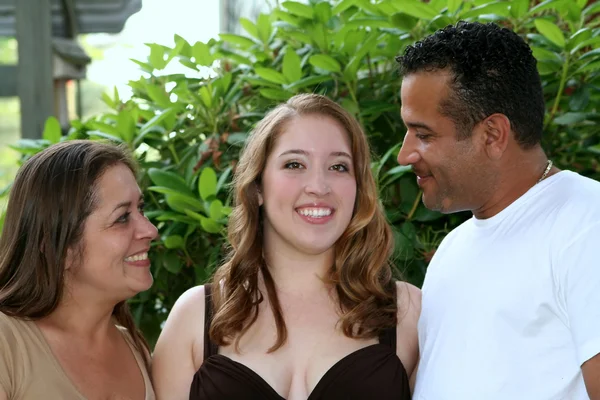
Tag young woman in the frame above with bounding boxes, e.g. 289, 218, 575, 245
0, 141, 157, 400
152, 94, 421, 400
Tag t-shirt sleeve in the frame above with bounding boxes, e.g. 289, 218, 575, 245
557, 221, 600, 366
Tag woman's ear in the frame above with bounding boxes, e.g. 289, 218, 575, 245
257, 187, 263, 206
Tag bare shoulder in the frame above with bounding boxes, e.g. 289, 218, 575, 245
395, 281, 422, 321
152, 285, 208, 400
394, 281, 421, 378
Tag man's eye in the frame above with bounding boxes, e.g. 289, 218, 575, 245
416, 133, 432, 141
284, 161, 303, 169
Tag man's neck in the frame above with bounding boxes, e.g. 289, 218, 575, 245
473, 148, 555, 219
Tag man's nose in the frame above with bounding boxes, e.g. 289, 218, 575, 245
397, 132, 421, 166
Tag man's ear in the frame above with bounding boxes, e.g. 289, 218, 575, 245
481, 113, 511, 160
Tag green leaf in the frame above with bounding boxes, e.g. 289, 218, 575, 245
255, 67, 288, 84
259, 88, 294, 101
529, 0, 568, 14
87, 121, 121, 137
568, 86, 590, 111
390, 13, 418, 31
209, 199, 224, 220
315, 2, 332, 23
164, 235, 184, 249
534, 19, 566, 48
391, 0, 439, 20
284, 75, 331, 91
136, 108, 177, 144
147, 44, 167, 70
148, 168, 194, 197
146, 85, 171, 109
42, 116, 61, 143
239, 17, 259, 39
273, 9, 301, 27
579, 48, 600, 62
553, 112, 590, 125
282, 1, 314, 19
117, 111, 136, 143
510, 0, 529, 18
282, 48, 303, 83
200, 217, 222, 234
447, 0, 463, 14
332, 0, 357, 14
583, 0, 600, 15
257, 13, 272, 44
531, 46, 562, 62
87, 131, 124, 143
192, 41, 213, 66
185, 209, 222, 234
199, 167, 218, 201
166, 194, 205, 213
216, 167, 232, 194
199, 85, 212, 108
162, 251, 183, 274
307, 22, 328, 51
570, 37, 600, 55
219, 33, 257, 50
309, 54, 341, 73
461, 2, 511, 19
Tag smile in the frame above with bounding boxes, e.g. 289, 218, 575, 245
124, 252, 148, 262
296, 207, 333, 218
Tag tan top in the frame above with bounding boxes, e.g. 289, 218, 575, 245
0, 312, 155, 400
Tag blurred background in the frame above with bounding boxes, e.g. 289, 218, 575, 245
0, 0, 272, 211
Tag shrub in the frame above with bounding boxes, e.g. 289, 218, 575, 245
2, 0, 599, 345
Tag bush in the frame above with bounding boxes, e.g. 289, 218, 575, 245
1, 0, 599, 345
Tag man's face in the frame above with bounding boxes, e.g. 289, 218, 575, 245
397, 71, 489, 213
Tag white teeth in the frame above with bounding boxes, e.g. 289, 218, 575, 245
124, 252, 148, 262
297, 208, 332, 218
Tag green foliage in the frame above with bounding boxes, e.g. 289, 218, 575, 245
2, 0, 599, 345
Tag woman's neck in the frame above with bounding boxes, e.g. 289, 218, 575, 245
263, 245, 335, 296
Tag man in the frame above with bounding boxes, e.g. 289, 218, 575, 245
396, 21, 600, 399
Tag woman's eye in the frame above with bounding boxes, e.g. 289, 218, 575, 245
284, 161, 303, 169
331, 164, 349, 172
116, 212, 131, 224
138, 202, 146, 214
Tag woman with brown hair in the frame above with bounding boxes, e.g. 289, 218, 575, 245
0, 141, 157, 399
152, 93, 420, 400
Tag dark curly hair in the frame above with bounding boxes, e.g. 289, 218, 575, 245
396, 21, 545, 149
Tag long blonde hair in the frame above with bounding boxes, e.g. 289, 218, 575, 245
210, 94, 396, 352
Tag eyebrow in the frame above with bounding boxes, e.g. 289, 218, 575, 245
111, 194, 143, 215
404, 121, 437, 134
278, 149, 352, 159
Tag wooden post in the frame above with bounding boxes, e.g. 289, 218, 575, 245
16, 0, 54, 139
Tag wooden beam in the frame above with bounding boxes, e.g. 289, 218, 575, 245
16, 0, 54, 139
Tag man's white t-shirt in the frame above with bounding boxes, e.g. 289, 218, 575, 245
413, 171, 600, 400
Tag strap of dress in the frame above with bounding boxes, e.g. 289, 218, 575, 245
203, 284, 219, 359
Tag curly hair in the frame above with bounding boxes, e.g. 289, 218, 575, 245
396, 21, 545, 148
210, 94, 396, 352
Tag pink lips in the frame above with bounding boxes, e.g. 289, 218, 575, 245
295, 204, 335, 225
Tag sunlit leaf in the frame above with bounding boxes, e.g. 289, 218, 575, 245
534, 19, 565, 48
